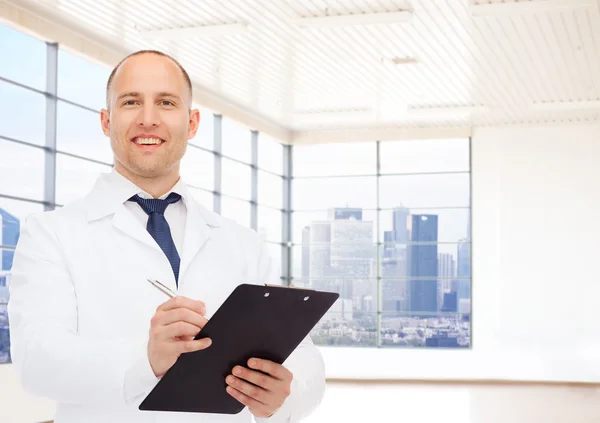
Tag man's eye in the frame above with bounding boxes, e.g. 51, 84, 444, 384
123, 100, 137, 105
160, 100, 175, 106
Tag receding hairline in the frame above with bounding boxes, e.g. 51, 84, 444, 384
105, 50, 193, 109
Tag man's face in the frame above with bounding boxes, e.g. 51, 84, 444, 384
100, 53, 199, 179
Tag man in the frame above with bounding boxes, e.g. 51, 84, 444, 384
7, 50, 325, 423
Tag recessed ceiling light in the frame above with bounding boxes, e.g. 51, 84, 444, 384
294, 10, 412, 29
470, 0, 598, 16
531, 100, 600, 111
136, 22, 249, 40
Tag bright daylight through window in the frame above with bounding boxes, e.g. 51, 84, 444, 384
0, 23, 471, 366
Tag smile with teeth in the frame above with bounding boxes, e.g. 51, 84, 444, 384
133, 137, 165, 145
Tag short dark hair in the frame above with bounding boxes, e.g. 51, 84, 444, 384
105, 49, 193, 108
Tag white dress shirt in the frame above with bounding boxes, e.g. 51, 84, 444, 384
108, 169, 187, 255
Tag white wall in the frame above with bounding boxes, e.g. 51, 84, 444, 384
0, 364, 55, 423
3, 122, 600, 422
322, 122, 600, 383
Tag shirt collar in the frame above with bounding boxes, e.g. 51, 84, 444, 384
84, 168, 220, 228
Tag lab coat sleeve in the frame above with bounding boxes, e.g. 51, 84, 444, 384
248, 238, 326, 423
7, 213, 158, 405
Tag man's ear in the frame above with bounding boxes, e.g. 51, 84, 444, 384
100, 109, 110, 137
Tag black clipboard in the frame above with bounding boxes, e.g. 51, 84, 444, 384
139, 283, 339, 414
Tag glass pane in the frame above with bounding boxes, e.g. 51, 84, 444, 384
220, 196, 250, 228
292, 209, 377, 244
382, 243, 464, 279
310, 311, 377, 347
0, 140, 45, 201
380, 208, 470, 244
190, 107, 214, 150
258, 170, 283, 209
265, 242, 283, 280
188, 187, 213, 211
0, 199, 44, 242
222, 158, 251, 201
56, 101, 112, 163
0, 24, 46, 90
293, 142, 376, 177
57, 48, 111, 111
222, 118, 251, 164
1, 247, 12, 363
257, 206, 282, 243
379, 173, 470, 209
181, 147, 214, 191
55, 154, 112, 205
380, 138, 470, 174
293, 177, 376, 210
258, 133, 283, 175
292, 245, 377, 280
0, 81, 46, 146
380, 312, 470, 348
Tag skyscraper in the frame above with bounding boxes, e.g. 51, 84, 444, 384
0, 209, 20, 272
407, 214, 439, 314
456, 238, 471, 303
438, 253, 456, 310
392, 206, 409, 244
329, 208, 374, 310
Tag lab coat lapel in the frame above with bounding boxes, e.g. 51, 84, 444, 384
112, 203, 161, 252
178, 195, 220, 282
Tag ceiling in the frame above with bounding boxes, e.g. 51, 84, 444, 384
2, 0, 600, 143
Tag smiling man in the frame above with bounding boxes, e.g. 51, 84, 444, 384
8, 50, 326, 423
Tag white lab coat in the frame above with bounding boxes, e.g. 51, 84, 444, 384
7, 173, 325, 423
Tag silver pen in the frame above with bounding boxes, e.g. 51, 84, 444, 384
146, 278, 176, 298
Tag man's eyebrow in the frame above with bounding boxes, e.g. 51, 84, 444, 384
156, 92, 182, 100
116, 92, 141, 101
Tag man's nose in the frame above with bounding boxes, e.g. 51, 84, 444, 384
137, 104, 160, 127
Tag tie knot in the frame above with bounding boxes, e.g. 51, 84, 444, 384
129, 192, 182, 216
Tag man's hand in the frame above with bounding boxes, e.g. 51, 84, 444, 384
148, 296, 212, 377
225, 358, 293, 418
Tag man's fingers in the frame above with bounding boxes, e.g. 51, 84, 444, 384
176, 337, 212, 354
247, 358, 292, 382
226, 375, 271, 405
156, 321, 203, 340
153, 308, 208, 329
157, 296, 206, 316
231, 366, 277, 392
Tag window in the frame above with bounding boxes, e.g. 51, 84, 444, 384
293, 142, 376, 177
0, 139, 45, 201
0, 198, 44, 364
222, 118, 251, 164
220, 196, 250, 228
258, 133, 283, 175
188, 187, 213, 210
379, 138, 470, 174
0, 24, 46, 91
191, 107, 215, 150
0, 81, 47, 146
56, 101, 113, 163
293, 177, 377, 211
55, 154, 112, 205
180, 147, 214, 191
221, 158, 251, 201
257, 206, 282, 243
258, 170, 283, 209
264, 242, 283, 280
292, 139, 471, 349
57, 47, 111, 111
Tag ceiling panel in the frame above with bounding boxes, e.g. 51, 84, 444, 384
6, 0, 600, 137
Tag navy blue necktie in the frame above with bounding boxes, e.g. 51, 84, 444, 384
129, 193, 182, 285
